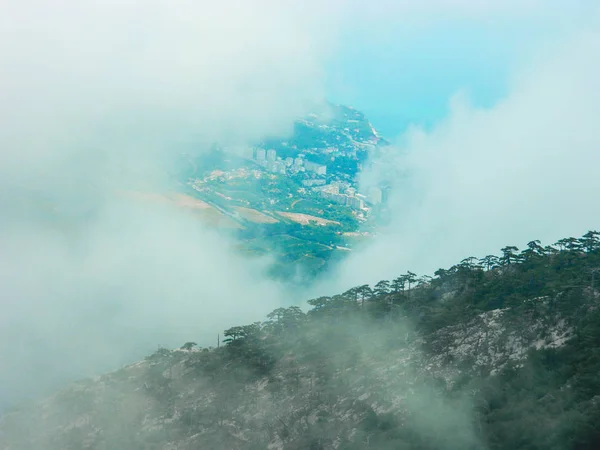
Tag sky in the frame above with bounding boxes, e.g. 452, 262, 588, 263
322, 0, 600, 292
1, 0, 600, 409
327, 0, 592, 137
327, 25, 515, 136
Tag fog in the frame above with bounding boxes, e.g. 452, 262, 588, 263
0, 0, 344, 407
0, 0, 593, 433
326, 8, 600, 291
2, 2, 592, 450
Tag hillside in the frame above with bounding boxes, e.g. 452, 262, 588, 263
2, 231, 600, 449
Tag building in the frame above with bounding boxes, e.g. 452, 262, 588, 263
368, 187, 383, 205
304, 160, 327, 176
321, 187, 364, 210
293, 157, 303, 167
322, 183, 340, 194
284, 157, 293, 167
266, 149, 276, 161
356, 193, 367, 204
302, 179, 326, 187
276, 162, 286, 174
266, 161, 286, 174
256, 149, 266, 161
348, 196, 364, 209
321, 191, 345, 205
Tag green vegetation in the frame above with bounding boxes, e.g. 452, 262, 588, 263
6, 231, 600, 449
204, 229, 600, 449
237, 222, 344, 281
180, 170, 363, 283
203, 174, 359, 231
171, 105, 383, 283
267, 122, 339, 151
262, 103, 382, 152
239, 222, 341, 247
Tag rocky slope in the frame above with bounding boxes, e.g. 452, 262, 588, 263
2, 234, 600, 449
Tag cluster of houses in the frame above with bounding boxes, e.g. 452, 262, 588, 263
313, 183, 383, 212
227, 145, 388, 217
249, 148, 327, 177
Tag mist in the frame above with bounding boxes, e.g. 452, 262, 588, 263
1, 1, 589, 448
325, 8, 600, 291
0, 0, 592, 430
0, 0, 344, 408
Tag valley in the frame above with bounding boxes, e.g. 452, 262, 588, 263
168, 103, 391, 282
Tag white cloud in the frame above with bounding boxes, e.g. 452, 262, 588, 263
1, 0, 597, 409
342, 0, 550, 26
0, 0, 341, 406
324, 13, 600, 291
0, 0, 340, 182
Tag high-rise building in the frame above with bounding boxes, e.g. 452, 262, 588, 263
323, 183, 339, 195
304, 160, 327, 176
351, 197, 365, 209
256, 149, 266, 161
266, 149, 276, 161
368, 187, 383, 205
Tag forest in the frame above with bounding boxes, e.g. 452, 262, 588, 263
211, 231, 600, 449
2, 231, 600, 449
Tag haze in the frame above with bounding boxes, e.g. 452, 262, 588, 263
1, 0, 599, 410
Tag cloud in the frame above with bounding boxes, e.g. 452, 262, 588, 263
0, 0, 342, 407
1, 0, 596, 412
342, 0, 551, 28
0, 0, 341, 182
349, 0, 542, 16
324, 11, 600, 291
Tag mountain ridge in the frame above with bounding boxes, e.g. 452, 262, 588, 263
2, 231, 600, 449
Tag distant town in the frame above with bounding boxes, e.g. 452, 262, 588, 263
185, 144, 389, 225
178, 103, 392, 233
248, 147, 386, 211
